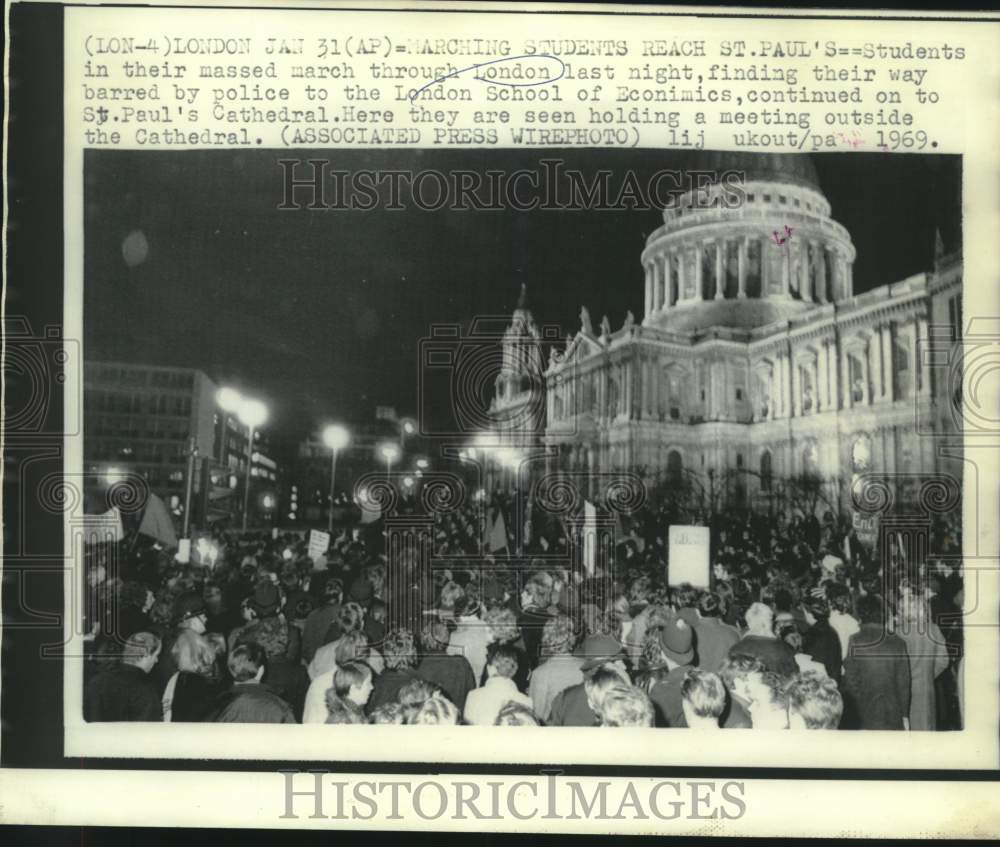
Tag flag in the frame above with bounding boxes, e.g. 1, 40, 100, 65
488, 510, 508, 554
137, 492, 178, 548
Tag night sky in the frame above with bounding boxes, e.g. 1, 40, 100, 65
84, 149, 961, 443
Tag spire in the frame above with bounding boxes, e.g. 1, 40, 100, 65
517, 283, 528, 311
934, 227, 945, 265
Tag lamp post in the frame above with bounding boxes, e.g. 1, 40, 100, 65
322, 423, 350, 533
217, 388, 268, 534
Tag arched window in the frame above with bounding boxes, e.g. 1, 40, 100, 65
802, 443, 820, 476
760, 450, 773, 491
848, 352, 866, 403
893, 336, 911, 399
667, 449, 683, 482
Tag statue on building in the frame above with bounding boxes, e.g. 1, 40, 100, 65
623, 310, 635, 331
579, 306, 593, 336
600, 314, 611, 339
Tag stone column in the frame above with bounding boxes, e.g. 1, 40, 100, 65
694, 244, 704, 301
663, 253, 673, 310
715, 240, 725, 300
652, 257, 663, 312
817, 342, 829, 412
869, 331, 883, 402
828, 339, 840, 410
792, 357, 802, 417
815, 242, 828, 303
782, 354, 792, 418
917, 316, 930, 393
841, 349, 852, 409
810, 359, 820, 414
644, 262, 653, 319
799, 241, 811, 302
781, 244, 791, 297
881, 323, 894, 402
760, 235, 771, 297
845, 260, 854, 298
676, 247, 687, 301
738, 237, 748, 298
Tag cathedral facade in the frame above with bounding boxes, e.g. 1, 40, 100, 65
495, 154, 963, 515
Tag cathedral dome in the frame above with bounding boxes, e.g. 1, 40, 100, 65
689, 151, 822, 193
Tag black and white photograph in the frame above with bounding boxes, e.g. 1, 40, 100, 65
73, 148, 967, 750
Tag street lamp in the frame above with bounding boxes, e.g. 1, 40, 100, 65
400, 418, 417, 437
218, 388, 268, 533
322, 423, 350, 533
378, 442, 401, 477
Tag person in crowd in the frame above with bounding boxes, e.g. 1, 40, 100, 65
156, 592, 209, 693
786, 672, 843, 730
802, 595, 843, 684
622, 578, 656, 664
369, 702, 406, 725
203, 581, 239, 637
717, 654, 766, 729
235, 581, 305, 715
323, 661, 374, 724
597, 684, 655, 728
517, 570, 555, 672
828, 584, 861, 663
366, 629, 419, 715
446, 595, 491, 683
301, 577, 343, 665
728, 602, 798, 677
114, 581, 155, 641
411, 696, 461, 726
161, 629, 224, 722
495, 702, 542, 726
680, 669, 726, 730
463, 643, 533, 726
302, 632, 371, 724
415, 618, 476, 711
897, 591, 950, 731
308, 601, 365, 680
397, 679, 444, 722
692, 592, 741, 673
482, 606, 529, 692
365, 598, 387, 648
210, 643, 296, 724
778, 622, 828, 677
528, 614, 585, 723
85, 631, 163, 722
843, 595, 911, 730
642, 617, 697, 727
547, 635, 629, 727
438, 580, 465, 624
745, 670, 790, 729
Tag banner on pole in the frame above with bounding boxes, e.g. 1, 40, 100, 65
668, 525, 711, 588
852, 511, 880, 551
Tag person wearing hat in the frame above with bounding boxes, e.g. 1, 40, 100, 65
235, 581, 306, 716
646, 617, 696, 728
546, 634, 628, 727
301, 577, 343, 665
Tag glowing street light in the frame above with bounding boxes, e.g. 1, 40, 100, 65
400, 418, 417, 436
378, 442, 401, 477
104, 466, 124, 486
322, 423, 351, 532
415, 458, 429, 470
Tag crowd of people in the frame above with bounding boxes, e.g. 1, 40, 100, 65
82, 489, 964, 732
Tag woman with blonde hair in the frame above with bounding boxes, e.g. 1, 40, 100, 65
482, 607, 528, 691
162, 629, 224, 722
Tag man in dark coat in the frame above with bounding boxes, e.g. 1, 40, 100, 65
548, 634, 627, 727
517, 572, 554, 673
843, 595, 911, 730
84, 631, 163, 722
802, 596, 843, 685
416, 619, 476, 711
728, 602, 798, 677
301, 577, 343, 664
210, 643, 296, 723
